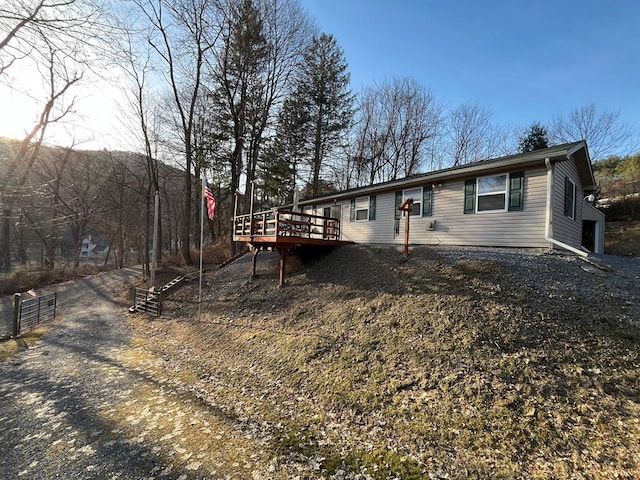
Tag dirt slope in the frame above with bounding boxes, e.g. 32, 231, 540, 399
124, 245, 640, 479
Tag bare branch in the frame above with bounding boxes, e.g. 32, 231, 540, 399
550, 103, 637, 160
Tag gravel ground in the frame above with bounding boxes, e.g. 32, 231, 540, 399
0, 268, 191, 479
0, 246, 638, 479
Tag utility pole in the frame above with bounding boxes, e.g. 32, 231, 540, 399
150, 191, 160, 288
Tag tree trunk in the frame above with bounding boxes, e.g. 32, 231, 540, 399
1, 207, 11, 271
229, 138, 244, 256
156, 201, 163, 264
312, 105, 323, 196
17, 214, 26, 266
104, 243, 112, 267
144, 185, 151, 277
181, 153, 192, 265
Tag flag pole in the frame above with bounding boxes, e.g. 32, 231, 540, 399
198, 176, 205, 322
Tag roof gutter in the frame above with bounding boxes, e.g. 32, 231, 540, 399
544, 157, 589, 258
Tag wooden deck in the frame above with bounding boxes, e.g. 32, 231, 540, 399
232, 209, 352, 285
233, 209, 352, 248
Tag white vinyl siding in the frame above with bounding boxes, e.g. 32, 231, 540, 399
398, 168, 548, 247
552, 160, 583, 248
337, 167, 549, 247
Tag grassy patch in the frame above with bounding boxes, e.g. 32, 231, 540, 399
0, 326, 50, 362
123, 245, 640, 478
606, 220, 640, 256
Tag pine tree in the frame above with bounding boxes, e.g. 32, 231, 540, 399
259, 96, 310, 204
519, 122, 550, 153
292, 33, 354, 197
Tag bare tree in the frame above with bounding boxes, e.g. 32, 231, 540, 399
210, 0, 313, 252
130, 0, 221, 264
112, 23, 166, 276
0, 0, 105, 271
447, 102, 491, 166
243, 0, 315, 202
350, 78, 443, 186
0, 0, 101, 77
443, 102, 518, 167
550, 103, 637, 161
0, 44, 83, 270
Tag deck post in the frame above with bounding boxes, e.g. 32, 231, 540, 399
278, 248, 287, 287
249, 181, 255, 239
251, 247, 259, 278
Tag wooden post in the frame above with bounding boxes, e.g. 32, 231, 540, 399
249, 181, 255, 239
278, 248, 287, 287
251, 247, 259, 278
397, 199, 414, 257
12, 293, 20, 338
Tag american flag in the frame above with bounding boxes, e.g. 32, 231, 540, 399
204, 179, 217, 220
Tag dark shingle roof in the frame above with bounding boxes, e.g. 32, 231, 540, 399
297, 141, 595, 205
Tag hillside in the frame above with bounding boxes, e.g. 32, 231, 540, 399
123, 245, 640, 479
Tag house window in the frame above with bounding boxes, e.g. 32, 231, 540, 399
350, 196, 376, 221
564, 177, 576, 220
464, 171, 524, 214
477, 174, 507, 212
402, 187, 422, 216
395, 186, 433, 218
355, 197, 369, 220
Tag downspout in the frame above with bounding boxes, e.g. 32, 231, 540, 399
544, 157, 589, 257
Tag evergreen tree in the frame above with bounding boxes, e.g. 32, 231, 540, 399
292, 33, 354, 197
213, 0, 268, 208
259, 95, 310, 205
519, 122, 550, 153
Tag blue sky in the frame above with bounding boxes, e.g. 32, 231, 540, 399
303, 0, 639, 135
1, 1, 637, 153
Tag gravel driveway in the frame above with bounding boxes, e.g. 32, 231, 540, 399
0, 266, 278, 480
0, 267, 194, 479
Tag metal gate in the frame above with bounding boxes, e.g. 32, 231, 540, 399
16, 292, 57, 335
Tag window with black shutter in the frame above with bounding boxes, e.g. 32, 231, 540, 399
564, 177, 576, 220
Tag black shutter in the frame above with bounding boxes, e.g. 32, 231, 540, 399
422, 186, 432, 217
564, 177, 575, 219
508, 171, 524, 211
395, 191, 403, 219
464, 179, 476, 214
369, 195, 376, 221
350, 198, 355, 222
564, 178, 570, 217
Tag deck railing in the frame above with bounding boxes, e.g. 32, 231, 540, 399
233, 209, 341, 241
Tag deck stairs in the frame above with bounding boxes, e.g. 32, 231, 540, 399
130, 250, 253, 315
129, 273, 193, 315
